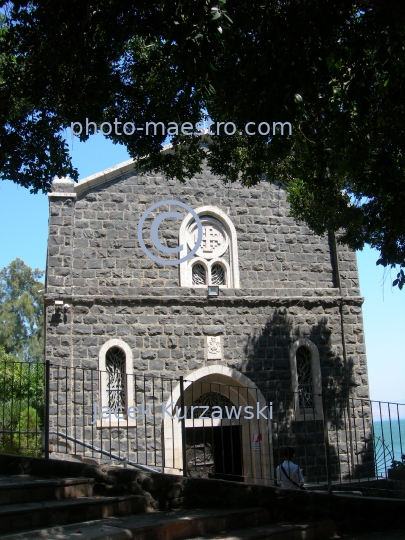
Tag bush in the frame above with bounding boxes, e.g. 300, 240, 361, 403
0, 355, 44, 457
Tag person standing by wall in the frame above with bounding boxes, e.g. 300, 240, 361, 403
276, 447, 306, 490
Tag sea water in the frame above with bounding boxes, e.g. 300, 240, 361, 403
372, 418, 405, 475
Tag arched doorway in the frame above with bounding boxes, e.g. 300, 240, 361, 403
185, 389, 244, 481
163, 366, 274, 486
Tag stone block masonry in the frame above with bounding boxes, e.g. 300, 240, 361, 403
45, 298, 367, 396
47, 166, 360, 297
45, 160, 371, 484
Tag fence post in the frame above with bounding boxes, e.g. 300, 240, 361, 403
179, 376, 187, 477
44, 360, 50, 459
321, 390, 332, 495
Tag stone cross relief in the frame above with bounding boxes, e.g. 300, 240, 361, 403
193, 225, 224, 254
187, 219, 228, 262
201, 226, 221, 253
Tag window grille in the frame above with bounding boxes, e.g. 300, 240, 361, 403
187, 391, 235, 418
192, 263, 206, 285
296, 346, 314, 408
105, 346, 126, 410
211, 263, 225, 285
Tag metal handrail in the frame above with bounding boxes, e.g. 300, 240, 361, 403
47, 430, 162, 474
0, 428, 163, 474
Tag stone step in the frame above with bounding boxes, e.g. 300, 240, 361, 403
186, 521, 336, 540
0, 476, 95, 505
0, 508, 336, 540
0, 493, 145, 534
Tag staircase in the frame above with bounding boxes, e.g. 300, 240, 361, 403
0, 475, 145, 536
0, 477, 336, 540
0, 471, 337, 540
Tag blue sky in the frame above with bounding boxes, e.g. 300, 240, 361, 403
0, 133, 403, 403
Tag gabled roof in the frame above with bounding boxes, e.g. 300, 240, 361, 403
50, 142, 174, 196
74, 157, 137, 194
75, 141, 175, 194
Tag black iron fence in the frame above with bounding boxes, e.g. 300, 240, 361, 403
1, 360, 404, 497
0, 360, 44, 457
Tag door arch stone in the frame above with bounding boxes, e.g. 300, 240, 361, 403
163, 365, 274, 485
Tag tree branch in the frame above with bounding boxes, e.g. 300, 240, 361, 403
359, 0, 405, 23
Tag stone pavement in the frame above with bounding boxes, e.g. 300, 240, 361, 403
337, 532, 405, 540
0, 508, 335, 540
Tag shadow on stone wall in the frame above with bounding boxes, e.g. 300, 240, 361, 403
240, 305, 372, 484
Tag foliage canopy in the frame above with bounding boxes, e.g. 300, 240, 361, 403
0, 1, 404, 287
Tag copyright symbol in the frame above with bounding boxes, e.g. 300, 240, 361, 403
137, 200, 203, 266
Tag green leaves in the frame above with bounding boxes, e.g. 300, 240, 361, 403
0, 354, 44, 456
0, 258, 45, 456
0, 1, 404, 288
390, 268, 404, 290
0, 259, 44, 362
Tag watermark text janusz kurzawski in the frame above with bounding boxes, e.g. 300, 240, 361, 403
91, 401, 273, 424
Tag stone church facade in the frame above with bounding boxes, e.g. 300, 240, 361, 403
44, 156, 371, 484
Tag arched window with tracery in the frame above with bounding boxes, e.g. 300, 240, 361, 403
98, 338, 135, 427
178, 206, 240, 288
290, 339, 323, 421
105, 346, 126, 410
296, 346, 314, 408
211, 263, 226, 286
192, 263, 207, 285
